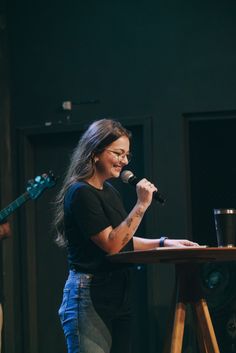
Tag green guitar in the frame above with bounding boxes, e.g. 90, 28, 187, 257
0, 171, 57, 223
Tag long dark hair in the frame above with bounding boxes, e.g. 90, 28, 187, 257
53, 119, 132, 247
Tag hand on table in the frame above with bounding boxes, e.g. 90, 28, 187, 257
164, 239, 200, 248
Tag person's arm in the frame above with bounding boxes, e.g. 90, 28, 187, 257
91, 202, 147, 254
133, 237, 199, 250
91, 178, 156, 254
91, 179, 199, 254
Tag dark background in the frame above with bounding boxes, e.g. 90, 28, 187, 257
1, 0, 236, 352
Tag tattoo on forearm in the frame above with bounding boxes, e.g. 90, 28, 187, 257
109, 208, 144, 247
109, 230, 116, 240
122, 233, 129, 246
126, 211, 143, 228
109, 229, 130, 247
135, 209, 144, 218
126, 217, 133, 227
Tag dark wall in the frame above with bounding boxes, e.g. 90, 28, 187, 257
8, 0, 236, 233
4, 0, 236, 352
188, 115, 236, 353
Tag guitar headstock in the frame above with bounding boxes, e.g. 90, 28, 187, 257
27, 171, 58, 200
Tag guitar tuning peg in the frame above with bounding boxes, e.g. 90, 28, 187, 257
27, 179, 34, 185
35, 176, 42, 183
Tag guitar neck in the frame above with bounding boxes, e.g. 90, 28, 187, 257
0, 192, 30, 222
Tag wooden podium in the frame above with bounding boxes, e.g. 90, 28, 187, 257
108, 247, 236, 353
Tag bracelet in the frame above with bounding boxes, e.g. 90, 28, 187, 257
159, 236, 168, 247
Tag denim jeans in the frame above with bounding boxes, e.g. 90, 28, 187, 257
58, 268, 133, 353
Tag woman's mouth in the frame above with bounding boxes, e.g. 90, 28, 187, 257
113, 165, 122, 172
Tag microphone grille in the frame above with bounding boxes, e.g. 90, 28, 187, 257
120, 170, 134, 183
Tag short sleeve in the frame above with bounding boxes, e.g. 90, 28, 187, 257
66, 185, 111, 239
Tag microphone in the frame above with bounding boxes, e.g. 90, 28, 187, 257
120, 170, 166, 205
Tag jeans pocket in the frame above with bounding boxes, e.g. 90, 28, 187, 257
58, 288, 70, 322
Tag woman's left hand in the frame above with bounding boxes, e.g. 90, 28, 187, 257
164, 239, 200, 248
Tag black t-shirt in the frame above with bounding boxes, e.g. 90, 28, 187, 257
64, 181, 134, 273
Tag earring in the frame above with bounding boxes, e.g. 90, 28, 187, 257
94, 157, 99, 163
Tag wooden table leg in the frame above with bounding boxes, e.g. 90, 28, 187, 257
170, 302, 186, 353
163, 263, 221, 353
192, 304, 208, 353
163, 264, 189, 353
162, 288, 178, 353
194, 299, 220, 353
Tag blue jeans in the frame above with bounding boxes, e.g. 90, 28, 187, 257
58, 269, 133, 353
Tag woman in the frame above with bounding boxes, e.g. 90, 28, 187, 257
54, 119, 198, 353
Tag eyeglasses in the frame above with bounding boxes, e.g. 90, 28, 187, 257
105, 149, 132, 163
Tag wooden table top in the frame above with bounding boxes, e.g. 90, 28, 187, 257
107, 247, 236, 264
